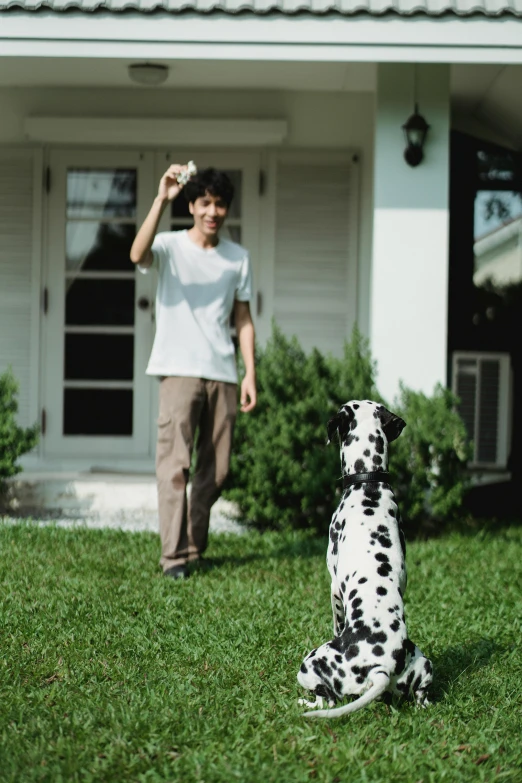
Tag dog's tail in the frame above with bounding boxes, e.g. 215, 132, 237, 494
304, 671, 390, 719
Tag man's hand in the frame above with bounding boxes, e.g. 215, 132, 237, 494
240, 373, 257, 413
158, 164, 190, 202
234, 300, 257, 413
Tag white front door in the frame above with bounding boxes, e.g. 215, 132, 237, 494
43, 150, 156, 459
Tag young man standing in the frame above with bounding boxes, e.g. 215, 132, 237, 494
130, 164, 256, 579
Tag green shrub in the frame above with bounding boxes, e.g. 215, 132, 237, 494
0, 368, 39, 496
225, 326, 342, 530
225, 324, 471, 535
388, 383, 472, 536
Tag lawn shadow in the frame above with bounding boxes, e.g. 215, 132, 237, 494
201, 532, 328, 572
429, 638, 502, 703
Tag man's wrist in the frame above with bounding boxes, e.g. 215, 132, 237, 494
154, 195, 169, 211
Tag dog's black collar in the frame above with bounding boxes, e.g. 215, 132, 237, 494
343, 471, 390, 489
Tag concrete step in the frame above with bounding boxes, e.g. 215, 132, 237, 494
1, 473, 244, 534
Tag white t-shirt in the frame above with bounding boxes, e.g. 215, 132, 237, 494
139, 229, 252, 383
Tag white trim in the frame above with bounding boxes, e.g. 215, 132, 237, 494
29, 149, 43, 437
255, 149, 278, 346
3, 41, 522, 66
1, 14, 522, 64
24, 118, 288, 147
275, 150, 359, 166
63, 381, 134, 389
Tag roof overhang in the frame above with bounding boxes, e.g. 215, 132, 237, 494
1, 11, 522, 64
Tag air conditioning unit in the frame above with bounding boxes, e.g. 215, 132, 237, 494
452, 352, 512, 470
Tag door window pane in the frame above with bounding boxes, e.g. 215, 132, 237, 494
64, 389, 133, 435
66, 223, 136, 273
65, 334, 134, 381
67, 170, 137, 219
171, 194, 192, 219
65, 279, 135, 326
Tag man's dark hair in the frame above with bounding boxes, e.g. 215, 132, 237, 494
183, 167, 235, 208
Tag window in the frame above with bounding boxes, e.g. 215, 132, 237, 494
472, 148, 522, 328
449, 133, 522, 476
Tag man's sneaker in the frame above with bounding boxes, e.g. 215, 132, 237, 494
164, 565, 188, 580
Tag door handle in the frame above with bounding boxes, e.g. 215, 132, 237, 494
137, 296, 151, 311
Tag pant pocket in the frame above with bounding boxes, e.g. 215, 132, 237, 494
157, 416, 172, 443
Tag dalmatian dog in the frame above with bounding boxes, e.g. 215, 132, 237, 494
297, 400, 433, 719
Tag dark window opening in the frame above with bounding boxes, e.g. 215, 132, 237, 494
449, 131, 522, 490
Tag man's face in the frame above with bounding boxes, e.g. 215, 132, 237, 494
188, 191, 228, 239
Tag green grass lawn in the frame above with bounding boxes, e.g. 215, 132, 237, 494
0, 521, 521, 783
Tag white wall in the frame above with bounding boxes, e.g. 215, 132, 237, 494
0, 148, 41, 429
0, 85, 375, 339
370, 63, 450, 402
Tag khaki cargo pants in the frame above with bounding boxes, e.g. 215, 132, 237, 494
156, 376, 237, 571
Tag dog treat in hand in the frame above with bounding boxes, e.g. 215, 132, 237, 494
176, 161, 197, 186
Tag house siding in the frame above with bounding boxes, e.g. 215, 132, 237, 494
274, 156, 357, 355
0, 149, 38, 429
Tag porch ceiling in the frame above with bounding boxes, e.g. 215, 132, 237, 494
451, 64, 522, 147
0, 58, 377, 91
0, 57, 520, 146
1, 57, 521, 104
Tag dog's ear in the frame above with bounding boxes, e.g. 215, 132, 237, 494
327, 407, 355, 444
326, 416, 340, 445
378, 406, 406, 443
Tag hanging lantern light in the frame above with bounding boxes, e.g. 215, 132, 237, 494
402, 103, 430, 167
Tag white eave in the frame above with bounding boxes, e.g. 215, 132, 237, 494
1, 11, 522, 63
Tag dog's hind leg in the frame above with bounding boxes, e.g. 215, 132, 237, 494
400, 647, 433, 707
331, 591, 345, 635
413, 657, 433, 707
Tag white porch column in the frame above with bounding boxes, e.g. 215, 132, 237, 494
370, 63, 450, 402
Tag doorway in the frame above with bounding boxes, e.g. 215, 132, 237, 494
42, 148, 260, 463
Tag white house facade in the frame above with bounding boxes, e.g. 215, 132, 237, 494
0, 0, 521, 511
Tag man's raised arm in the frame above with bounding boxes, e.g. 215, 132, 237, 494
129, 164, 187, 267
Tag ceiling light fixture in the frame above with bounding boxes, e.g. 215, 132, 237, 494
128, 63, 169, 86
